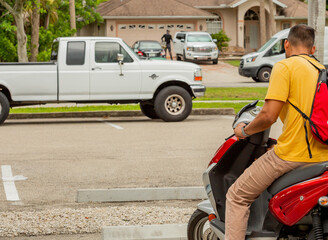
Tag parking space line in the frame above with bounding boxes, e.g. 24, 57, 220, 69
98, 120, 124, 130
1, 165, 20, 201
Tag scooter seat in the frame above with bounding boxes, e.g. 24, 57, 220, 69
268, 162, 328, 196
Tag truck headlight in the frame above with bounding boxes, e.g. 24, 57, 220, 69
246, 56, 257, 63
186, 47, 194, 51
194, 68, 202, 81
212, 46, 218, 51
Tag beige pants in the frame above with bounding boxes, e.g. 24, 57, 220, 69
225, 149, 306, 240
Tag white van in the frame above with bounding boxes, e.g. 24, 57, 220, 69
239, 27, 328, 82
173, 31, 219, 64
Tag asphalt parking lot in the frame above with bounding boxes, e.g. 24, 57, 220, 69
0, 115, 283, 239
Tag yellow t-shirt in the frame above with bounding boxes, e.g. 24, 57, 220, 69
265, 55, 328, 162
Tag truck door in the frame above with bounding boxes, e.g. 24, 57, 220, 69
58, 40, 90, 100
89, 41, 142, 100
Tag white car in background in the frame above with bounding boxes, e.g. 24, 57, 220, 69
173, 31, 219, 64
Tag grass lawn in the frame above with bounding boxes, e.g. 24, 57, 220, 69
223, 60, 240, 67
10, 88, 266, 115
10, 101, 264, 115
197, 87, 267, 100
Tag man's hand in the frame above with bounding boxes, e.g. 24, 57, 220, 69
234, 122, 247, 139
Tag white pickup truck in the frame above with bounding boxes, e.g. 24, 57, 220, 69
0, 37, 206, 124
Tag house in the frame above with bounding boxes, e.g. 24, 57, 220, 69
79, 0, 328, 53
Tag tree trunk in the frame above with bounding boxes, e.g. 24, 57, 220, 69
30, 0, 40, 62
14, 13, 28, 62
268, 0, 276, 38
0, 0, 28, 62
69, 0, 76, 35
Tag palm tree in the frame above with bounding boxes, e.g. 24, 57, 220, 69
69, 0, 76, 34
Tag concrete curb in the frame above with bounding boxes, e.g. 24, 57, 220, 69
76, 187, 207, 203
102, 224, 187, 240
8, 108, 234, 120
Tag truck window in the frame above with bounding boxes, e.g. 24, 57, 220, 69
95, 42, 133, 63
176, 33, 185, 40
66, 41, 86, 65
51, 41, 59, 61
187, 34, 212, 42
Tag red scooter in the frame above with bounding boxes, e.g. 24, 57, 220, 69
188, 101, 328, 240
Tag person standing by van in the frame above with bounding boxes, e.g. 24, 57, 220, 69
161, 30, 173, 60
226, 24, 328, 239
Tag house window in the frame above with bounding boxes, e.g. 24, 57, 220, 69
186, 24, 194, 30
206, 14, 222, 34
118, 25, 127, 30
148, 25, 155, 30
158, 25, 165, 30
282, 22, 291, 30
176, 24, 184, 29
129, 25, 136, 30
167, 24, 174, 30
138, 24, 145, 29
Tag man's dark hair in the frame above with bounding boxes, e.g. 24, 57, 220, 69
287, 24, 315, 49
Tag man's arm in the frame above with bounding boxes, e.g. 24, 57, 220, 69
234, 99, 285, 138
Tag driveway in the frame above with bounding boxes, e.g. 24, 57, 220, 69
198, 61, 269, 88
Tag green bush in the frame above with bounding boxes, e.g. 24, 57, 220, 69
211, 30, 231, 52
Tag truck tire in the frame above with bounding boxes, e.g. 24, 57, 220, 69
176, 54, 181, 61
140, 102, 159, 119
154, 86, 192, 122
0, 92, 10, 125
183, 51, 187, 62
257, 67, 272, 82
213, 59, 218, 65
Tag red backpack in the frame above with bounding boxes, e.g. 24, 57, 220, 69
288, 55, 328, 158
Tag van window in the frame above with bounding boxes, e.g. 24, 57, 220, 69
66, 41, 86, 65
257, 37, 277, 52
95, 42, 133, 63
265, 39, 286, 57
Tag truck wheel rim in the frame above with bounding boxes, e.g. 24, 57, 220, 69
164, 94, 185, 115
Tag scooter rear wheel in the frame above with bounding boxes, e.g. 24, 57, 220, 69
187, 209, 219, 240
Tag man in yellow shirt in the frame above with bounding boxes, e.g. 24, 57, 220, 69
225, 24, 328, 240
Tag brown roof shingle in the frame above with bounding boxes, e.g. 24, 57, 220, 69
98, 0, 217, 18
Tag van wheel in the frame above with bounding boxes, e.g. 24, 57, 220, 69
154, 86, 192, 122
140, 102, 159, 119
257, 67, 272, 82
213, 59, 218, 64
0, 92, 10, 125
176, 54, 181, 61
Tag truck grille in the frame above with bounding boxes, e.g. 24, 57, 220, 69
240, 59, 244, 68
193, 47, 212, 53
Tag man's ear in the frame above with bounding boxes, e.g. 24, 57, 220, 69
310, 46, 316, 55
284, 40, 289, 50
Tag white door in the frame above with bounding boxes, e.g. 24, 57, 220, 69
89, 41, 142, 100
58, 40, 90, 100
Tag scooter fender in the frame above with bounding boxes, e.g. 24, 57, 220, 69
197, 199, 215, 215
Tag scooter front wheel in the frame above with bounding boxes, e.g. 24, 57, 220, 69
187, 209, 219, 240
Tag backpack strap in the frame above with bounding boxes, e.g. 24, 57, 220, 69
288, 100, 313, 158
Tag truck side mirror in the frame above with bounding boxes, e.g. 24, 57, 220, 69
117, 53, 124, 62
181, 39, 185, 43
213, 39, 217, 43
